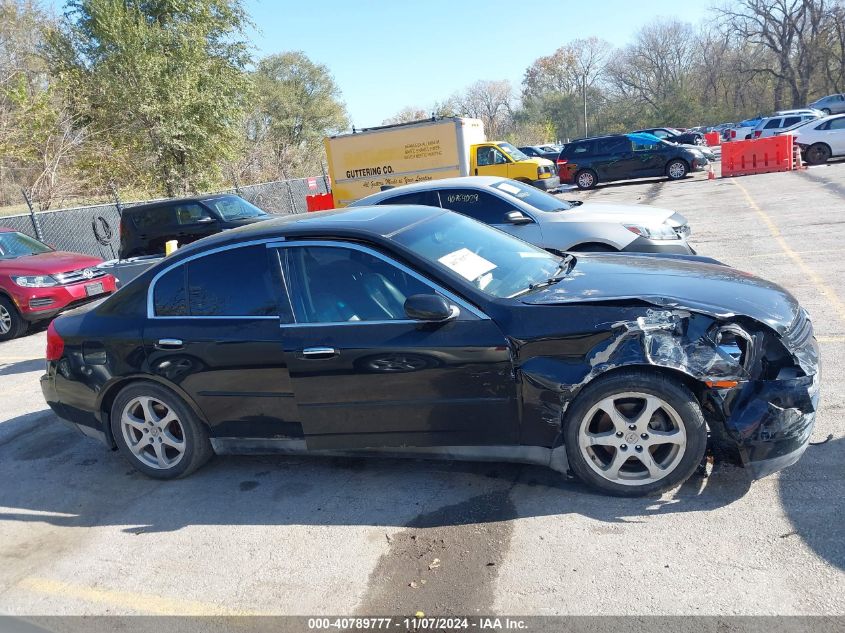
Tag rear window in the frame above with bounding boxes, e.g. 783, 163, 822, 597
491, 180, 573, 212
132, 206, 174, 229
566, 141, 594, 157
153, 246, 284, 318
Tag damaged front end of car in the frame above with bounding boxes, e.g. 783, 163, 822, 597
515, 304, 820, 479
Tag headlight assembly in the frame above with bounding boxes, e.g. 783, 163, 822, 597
623, 224, 680, 240
12, 275, 59, 288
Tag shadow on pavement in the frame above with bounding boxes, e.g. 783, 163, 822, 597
0, 358, 45, 377
0, 412, 754, 534
779, 435, 844, 571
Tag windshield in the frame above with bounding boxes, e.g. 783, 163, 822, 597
392, 211, 563, 298
497, 143, 530, 162
0, 232, 52, 259
491, 180, 573, 212
204, 195, 268, 221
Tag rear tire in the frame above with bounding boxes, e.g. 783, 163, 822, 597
111, 382, 213, 479
666, 159, 688, 180
575, 169, 597, 190
0, 297, 28, 341
563, 369, 707, 497
805, 143, 832, 165
822, 108, 831, 115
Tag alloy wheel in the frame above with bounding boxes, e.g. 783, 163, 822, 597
0, 304, 10, 335
668, 162, 686, 179
577, 172, 594, 188
120, 396, 186, 470
577, 392, 687, 486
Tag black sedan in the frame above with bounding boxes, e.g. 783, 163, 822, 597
633, 127, 706, 146
41, 206, 819, 496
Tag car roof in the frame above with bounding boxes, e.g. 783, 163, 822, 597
354, 175, 511, 200
168, 205, 448, 260
122, 193, 241, 214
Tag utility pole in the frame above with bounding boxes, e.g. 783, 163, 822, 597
583, 76, 588, 138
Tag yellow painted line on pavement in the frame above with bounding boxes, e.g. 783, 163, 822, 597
731, 179, 845, 327
17, 576, 267, 616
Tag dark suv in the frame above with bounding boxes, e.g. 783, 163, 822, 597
558, 134, 706, 190
119, 194, 271, 258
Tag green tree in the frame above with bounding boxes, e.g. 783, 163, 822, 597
46, 0, 252, 196
251, 51, 347, 177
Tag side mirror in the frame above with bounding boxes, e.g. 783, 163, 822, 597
504, 210, 532, 225
404, 294, 459, 322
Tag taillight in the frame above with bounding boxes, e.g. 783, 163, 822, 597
556, 158, 568, 165
46, 321, 64, 361
730, 130, 736, 138
753, 130, 762, 138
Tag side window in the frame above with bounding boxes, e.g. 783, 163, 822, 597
378, 191, 441, 207
837, 95, 845, 102
477, 146, 509, 166
597, 137, 630, 154
764, 119, 782, 129
284, 245, 433, 324
651, 130, 670, 139
783, 117, 801, 127
153, 266, 188, 316
570, 141, 593, 156
829, 117, 845, 130
439, 189, 517, 224
632, 138, 659, 151
186, 246, 281, 317
174, 203, 212, 225
133, 207, 174, 229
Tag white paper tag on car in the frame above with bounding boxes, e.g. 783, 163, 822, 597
438, 248, 497, 281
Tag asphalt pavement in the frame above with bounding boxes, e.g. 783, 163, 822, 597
0, 164, 842, 623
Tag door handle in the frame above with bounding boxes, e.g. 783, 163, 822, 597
301, 347, 338, 359
156, 338, 183, 350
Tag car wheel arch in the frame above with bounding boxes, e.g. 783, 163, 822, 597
558, 364, 707, 441
97, 375, 211, 448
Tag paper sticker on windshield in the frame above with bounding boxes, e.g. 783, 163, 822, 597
438, 248, 497, 281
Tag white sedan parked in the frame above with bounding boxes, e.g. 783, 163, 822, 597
787, 114, 845, 164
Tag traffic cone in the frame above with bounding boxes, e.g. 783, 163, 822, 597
707, 164, 715, 180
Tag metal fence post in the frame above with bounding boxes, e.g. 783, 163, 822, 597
20, 188, 44, 241
320, 161, 330, 192
281, 169, 297, 213
110, 182, 124, 217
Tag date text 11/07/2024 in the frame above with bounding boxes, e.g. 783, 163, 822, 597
306, 617, 528, 630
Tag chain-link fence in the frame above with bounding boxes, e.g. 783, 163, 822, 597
0, 175, 330, 259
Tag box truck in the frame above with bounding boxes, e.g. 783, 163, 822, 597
324, 117, 559, 207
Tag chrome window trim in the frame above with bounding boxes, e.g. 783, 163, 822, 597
266, 239, 490, 324
146, 237, 286, 319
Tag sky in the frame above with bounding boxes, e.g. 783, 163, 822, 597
244, 0, 713, 127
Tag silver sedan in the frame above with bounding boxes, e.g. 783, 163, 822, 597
350, 176, 693, 254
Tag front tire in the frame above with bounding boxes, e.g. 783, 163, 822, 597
822, 108, 831, 115
575, 169, 597, 190
805, 143, 832, 165
0, 297, 28, 341
111, 382, 213, 479
666, 159, 688, 180
563, 370, 707, 497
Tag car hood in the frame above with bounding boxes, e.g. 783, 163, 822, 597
0, 250, 104, 275
521, 254, 800, 334
552, 202, 682, 226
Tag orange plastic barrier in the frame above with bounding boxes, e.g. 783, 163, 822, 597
305, 193, 334, 212
705, 131, 721, 146
720, 136, 794, 177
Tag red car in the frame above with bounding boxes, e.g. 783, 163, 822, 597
0, 229, 117, 340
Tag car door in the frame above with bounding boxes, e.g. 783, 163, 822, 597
438, 187, 544, 246
821, 115, 845, 153
275, 241, 518, 450
172, 202, 220, 246
142, 244, 301, 439
474, 144, 511, 179
629, 136, 666, 176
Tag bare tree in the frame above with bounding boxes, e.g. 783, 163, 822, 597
451, 80, 514, 138
718, 0, 832, 108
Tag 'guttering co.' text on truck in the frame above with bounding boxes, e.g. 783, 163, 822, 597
324, 117, 560, 207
